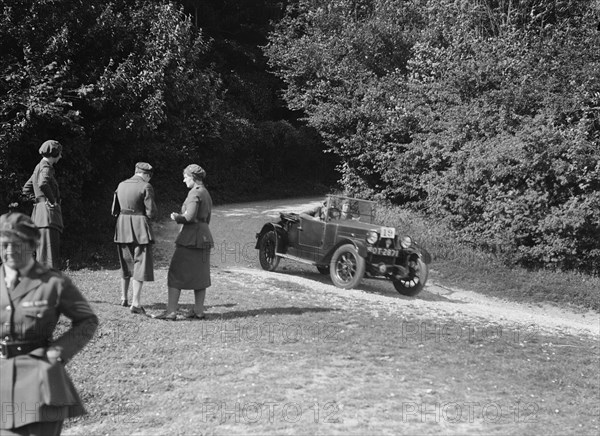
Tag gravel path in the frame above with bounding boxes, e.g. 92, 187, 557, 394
223, 266, 600, 339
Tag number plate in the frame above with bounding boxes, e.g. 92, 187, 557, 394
380, 227, 396, 238
367, 247, 399, 257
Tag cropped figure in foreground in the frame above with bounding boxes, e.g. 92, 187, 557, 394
153, 164, 214, 321
111, 162, 157, 314
22, 140, 64, 269
0, 212, 98, 436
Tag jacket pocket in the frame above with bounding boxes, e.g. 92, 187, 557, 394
47, 204, 64, 231
22, 305, 51, 321
39, 360, 80, 406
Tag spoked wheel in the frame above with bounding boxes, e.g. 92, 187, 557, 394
393, 257, 428, 296
329, 244, 365, 289
316, 265, 330, 275
258, 230, 280, 271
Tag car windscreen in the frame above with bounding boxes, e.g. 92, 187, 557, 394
327, 196, 375, 223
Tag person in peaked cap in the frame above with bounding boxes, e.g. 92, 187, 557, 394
0, 212, 98, 436
22, 139, 64, 269
111, 162, 157, 315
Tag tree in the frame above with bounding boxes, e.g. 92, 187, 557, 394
265, 0, 600, 272
1, 0, 220, 257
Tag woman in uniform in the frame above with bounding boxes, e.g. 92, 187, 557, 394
22, 140, 64, 269
153, 164, 214, 320
0, 212, 98, 436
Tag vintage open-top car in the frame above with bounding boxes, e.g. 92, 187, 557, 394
255, 195, 431, 296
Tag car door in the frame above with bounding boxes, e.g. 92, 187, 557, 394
298, 214, 326, 260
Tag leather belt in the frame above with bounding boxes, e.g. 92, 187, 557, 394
0, 340, 48, 359
120, 210, 145, 215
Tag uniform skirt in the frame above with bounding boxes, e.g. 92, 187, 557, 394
36, 228, 60, 269
167, 245, 211, 289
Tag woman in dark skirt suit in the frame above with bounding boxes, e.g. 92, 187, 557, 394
153, 164, 214, 320
22, 140, 64, 269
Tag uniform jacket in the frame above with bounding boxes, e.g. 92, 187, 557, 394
22, 159, 63, 232
173, 184, 214, 248
111, 175, 157, 244
0, 262, 98, 429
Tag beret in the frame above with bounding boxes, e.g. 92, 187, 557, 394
184, 164, 206, 181
135, 162, 153, 174
0, 212, 40, 243
38, 140, 63, 157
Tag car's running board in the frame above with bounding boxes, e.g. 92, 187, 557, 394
276, 253, 317, 266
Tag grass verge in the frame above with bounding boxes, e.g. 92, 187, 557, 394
376, 206, 600, 312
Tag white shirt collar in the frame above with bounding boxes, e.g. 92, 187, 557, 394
3, 259, 34, 288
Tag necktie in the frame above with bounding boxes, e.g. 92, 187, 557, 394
9, 272, 20, 291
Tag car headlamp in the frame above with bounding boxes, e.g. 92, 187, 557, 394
366, 231, 378, 245
400, 236, 412, 249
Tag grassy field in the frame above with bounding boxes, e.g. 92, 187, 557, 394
60, 266, 599, 436
56, 198, 599, 435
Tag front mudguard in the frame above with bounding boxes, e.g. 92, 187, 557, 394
322, 239, 367, 265
354, 240, 369, 258
255, 223, 287, 253
415, 244, 432, 264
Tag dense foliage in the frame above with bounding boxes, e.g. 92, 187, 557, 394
265, 0, 600, 273
1, 0, 219, 241
1, 0, 334, 261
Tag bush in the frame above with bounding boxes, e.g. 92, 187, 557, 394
375, 202, 600, 311
427, 122, 600, 273
265, 0, 600, 273
1, 0, 335, 265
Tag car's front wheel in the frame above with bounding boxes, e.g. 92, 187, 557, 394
393, 257, 428, 296
329, 244, 365, 289
258, 230, 280, 271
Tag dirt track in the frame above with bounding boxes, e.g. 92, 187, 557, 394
198, 198, 599, 339
219, 267, 599, 338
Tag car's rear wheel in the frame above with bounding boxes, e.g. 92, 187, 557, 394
316, 265, 330, 275
329, 244, 365, 289
258, 230, 280, 271
393, 257, 428, 296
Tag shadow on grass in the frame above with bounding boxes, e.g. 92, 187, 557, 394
360, 283, 468, 304
142, 304, 338, 320
90, 301, 239, 310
